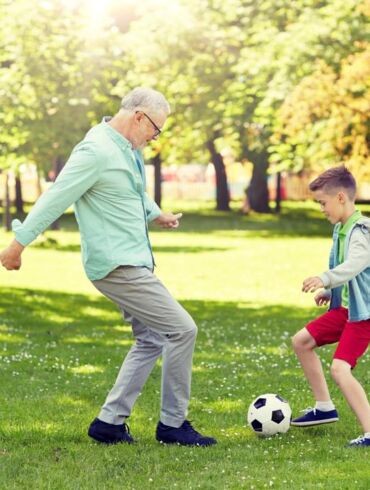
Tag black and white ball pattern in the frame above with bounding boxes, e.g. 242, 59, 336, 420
247, 393, 292, 436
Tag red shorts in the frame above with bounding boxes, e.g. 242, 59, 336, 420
306, 307, 370, 368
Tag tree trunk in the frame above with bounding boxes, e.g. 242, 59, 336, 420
3, 172, 11, 231
36, 170, 43, 198
152, 153, 162, 208
275, 172, 281, 214
207, 139, 230, 211
247, 156, 270, 213
15, 175, 24, 214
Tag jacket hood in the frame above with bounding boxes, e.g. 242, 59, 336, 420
357, 216, 370, 232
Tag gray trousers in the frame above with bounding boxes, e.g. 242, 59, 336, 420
92, 266, 198, 428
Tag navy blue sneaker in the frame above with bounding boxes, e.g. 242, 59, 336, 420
347, 435, 370, 448
156, 420, 217, 446
88, 417, 134, 444
291, 407, 339, 427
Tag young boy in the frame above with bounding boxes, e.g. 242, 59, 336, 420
291, 166, 370, 447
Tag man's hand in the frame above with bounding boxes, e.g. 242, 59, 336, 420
154, 212, 183, 229
302, 276, 324, 293
0, 240, 24, 271
314, 290, 331, 306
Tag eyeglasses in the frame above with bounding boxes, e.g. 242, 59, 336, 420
136, 111, 161, 137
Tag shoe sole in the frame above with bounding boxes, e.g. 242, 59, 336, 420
88, 432, 134, 445
156, 438, 216, 447
291, 418, 339, 427
346, 443, 370, 448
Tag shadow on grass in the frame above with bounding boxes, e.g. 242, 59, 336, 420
173, 207, 332, 237
8, 203, 370, 242
0, 291, 312, 400
3, 286, 365, 443
9, 205, 331, 240
31, 240, 231, 254
0, 286, 312, 342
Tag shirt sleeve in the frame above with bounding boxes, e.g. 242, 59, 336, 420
12, 141, 101, 246
320, 228, 370, 289
143, 192, 161, 222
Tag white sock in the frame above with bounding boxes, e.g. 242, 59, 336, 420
315, 400, 335, 411
364, 432, 370, 439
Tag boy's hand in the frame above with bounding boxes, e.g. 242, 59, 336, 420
154, 212, 183, 229
302, 276, 324, 293
314, 291, 330, 306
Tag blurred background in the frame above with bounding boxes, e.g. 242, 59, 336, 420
0, 0, 369, 228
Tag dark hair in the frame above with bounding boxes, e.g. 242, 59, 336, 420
309, 166, 356, 200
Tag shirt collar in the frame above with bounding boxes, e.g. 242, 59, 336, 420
101, 116, 133, 151
338, 210, 362, 236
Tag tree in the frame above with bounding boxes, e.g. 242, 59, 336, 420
0, 0, 114, 228
2, 0, 368, 220
268, 0, 370, 178
226, 0, 370, 210
271, 46, 370, 180
106, 0, 238, 210
116, 0, 369, 212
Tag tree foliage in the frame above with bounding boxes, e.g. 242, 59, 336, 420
272, 46, 370, 179
1, 0, 369, 217
0, 0, 112, 174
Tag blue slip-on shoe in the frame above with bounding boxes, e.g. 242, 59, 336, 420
88, 417, 134, 444
347, 435, 370, 448
291, 407, 339, 427
156, 420, 217, 447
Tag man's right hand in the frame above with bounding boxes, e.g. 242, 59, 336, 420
0, 240, 24, 270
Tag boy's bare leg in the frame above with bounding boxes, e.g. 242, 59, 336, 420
292, 328, 331, 401
331, 359, 370, 432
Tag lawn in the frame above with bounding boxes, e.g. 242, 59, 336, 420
0, 201, 369, 489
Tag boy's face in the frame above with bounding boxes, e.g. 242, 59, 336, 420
313, 189, 345, 224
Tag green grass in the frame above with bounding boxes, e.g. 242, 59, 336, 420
0, 201, 369, 489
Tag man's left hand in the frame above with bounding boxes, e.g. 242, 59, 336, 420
154, 212, 183, 229
302, 276, 324, 293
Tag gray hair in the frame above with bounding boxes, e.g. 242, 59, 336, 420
121, 87, 171, 115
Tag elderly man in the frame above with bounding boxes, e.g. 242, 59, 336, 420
0, 87, 216, 447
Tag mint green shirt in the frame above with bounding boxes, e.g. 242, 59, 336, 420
338, 210, 362, 307
12, 118, 161, 280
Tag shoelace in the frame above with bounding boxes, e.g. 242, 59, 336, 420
301, 407, 316, 415
349, 435, 366, 445
182, 420, 200, 436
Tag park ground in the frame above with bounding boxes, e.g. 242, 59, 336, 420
0, 201, 369, 489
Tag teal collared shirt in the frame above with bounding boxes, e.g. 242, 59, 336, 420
12, 118, 161, 280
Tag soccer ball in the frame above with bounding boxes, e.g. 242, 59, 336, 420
247, 393, 292, 436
